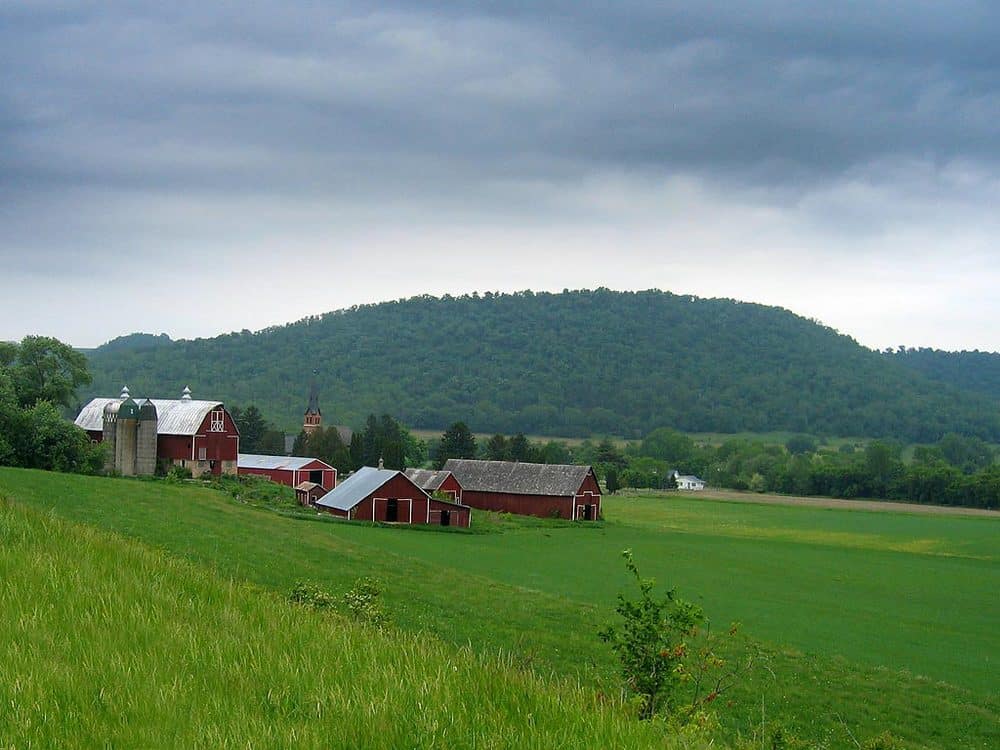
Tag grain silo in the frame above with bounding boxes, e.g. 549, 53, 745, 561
115, 397, 140, 476
136, 399, 158, 476
101, 400, 120, 473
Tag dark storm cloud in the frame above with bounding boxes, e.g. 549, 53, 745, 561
2, 0, 997, 199
1, 2, 998, 350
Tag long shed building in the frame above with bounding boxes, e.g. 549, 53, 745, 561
238, 454, 337, 492
442, 459, 601, 521
316, 466, 471, 527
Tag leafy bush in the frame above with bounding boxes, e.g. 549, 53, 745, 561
288, 581, 336, 610
343, 577, 385, 626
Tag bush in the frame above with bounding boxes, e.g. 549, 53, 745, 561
343, 577, 385, 626
288, 581, 336, 610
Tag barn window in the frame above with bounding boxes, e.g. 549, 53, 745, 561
209, 409, 225, 432
198, 447, 207, 461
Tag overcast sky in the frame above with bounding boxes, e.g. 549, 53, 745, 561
2, 1, 998, 351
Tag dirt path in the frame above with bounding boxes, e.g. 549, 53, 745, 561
682, 488, 1000, 517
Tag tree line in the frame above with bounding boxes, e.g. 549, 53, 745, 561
596, 428, 999, 510
0, 337, 104, 474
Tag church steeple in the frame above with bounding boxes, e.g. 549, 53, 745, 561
303, 373, 322, 435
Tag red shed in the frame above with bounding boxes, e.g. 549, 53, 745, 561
238, 454, 337, 490
442, 459, 601, 520
75, 387, 240, 476
403, 468, 463, 503
316, 466, 471, 528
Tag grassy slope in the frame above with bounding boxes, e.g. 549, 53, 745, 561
0, 497, 685, 749
1, 468, 997, 748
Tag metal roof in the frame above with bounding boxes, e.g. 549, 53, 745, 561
238, 454, 331, 471
316, 466, 416, 512
75, 397, 228, 436
403, 468, 455, 492
443, 459, 596, 497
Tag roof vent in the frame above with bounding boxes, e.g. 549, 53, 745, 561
378, 457, 384, 470
120, 385, 130, 399
181, 385, 192, 401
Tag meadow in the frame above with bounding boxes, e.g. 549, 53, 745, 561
1, 468, 997, 748
0, 495, 693, 749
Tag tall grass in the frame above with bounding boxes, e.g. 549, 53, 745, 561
0, 499, 697, 749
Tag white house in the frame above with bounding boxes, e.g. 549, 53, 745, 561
671, 470, 706, 491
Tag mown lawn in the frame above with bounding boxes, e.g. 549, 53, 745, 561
1, 468, 996, 748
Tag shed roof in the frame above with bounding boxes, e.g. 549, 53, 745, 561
239, 454, 332, 472
75, 397, 229, 436
443, 459, 595, 497
403, 468, 456, 492
295, 481, 322, 492
316, 466, 419, 512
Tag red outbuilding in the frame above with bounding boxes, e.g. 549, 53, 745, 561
316, 466, 471, 527
442, 459, 601, 520
403, 468, 464, 503
238, 454, 337, 491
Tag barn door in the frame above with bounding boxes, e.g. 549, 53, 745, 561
440, 509, 450, 527
583, 504, 592, 521
386, 498, 398, 522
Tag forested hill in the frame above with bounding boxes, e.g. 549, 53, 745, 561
887, 348, 1000, 401
83, 290, 1000, 442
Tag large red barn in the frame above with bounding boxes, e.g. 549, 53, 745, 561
238, 454, 337, 491
75, 387, 240, 476
442, 459, 601, 520
316, 466, 471, 527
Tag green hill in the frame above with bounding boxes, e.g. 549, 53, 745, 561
84, 289, 1000, 441
0, 484, 689, 749
888, 347, 1000, 401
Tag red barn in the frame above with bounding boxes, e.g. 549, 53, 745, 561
75, 387, 240, 476
403, 468, 463, 503
442, 459, 601, 520
316, 466, 471, 527
238, 454, 337, 491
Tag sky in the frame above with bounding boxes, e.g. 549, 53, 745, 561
2, 1, 998, 351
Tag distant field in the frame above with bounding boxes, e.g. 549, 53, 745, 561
1, 468, 997, 749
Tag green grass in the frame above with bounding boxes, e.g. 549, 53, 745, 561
0, 495, 693, 749
1, 468, 997, 748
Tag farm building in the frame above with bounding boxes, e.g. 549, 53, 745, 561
316, 465, 471, 527
443, 459, 601, 521
75, 386, 239, 476
295, 481, 327, 506
238, 454, 337, 492
403, 468, 463, 503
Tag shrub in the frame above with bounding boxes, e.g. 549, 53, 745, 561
343, 577, 385, 626
288, 581, 336, 610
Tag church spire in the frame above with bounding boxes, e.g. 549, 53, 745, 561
303, 371, 322, 435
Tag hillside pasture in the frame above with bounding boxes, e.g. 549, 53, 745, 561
0, 468, 996, 748
0, 496, 684, 749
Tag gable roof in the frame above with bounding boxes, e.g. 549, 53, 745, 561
239, 454, 332, 472
315, 466, 420, 512
443, 459, 596, 497
403, 468, 457, 492
75, 397, 229, 436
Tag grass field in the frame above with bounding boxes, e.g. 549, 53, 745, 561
1, 468, 997, 748
0, 495, 692, 749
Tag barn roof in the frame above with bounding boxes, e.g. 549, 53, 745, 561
315, 466, 415, 512
443, 459, 595, 497
239, 454, 331, 471
75, 397, 229, 436
403, 468, 456, 492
